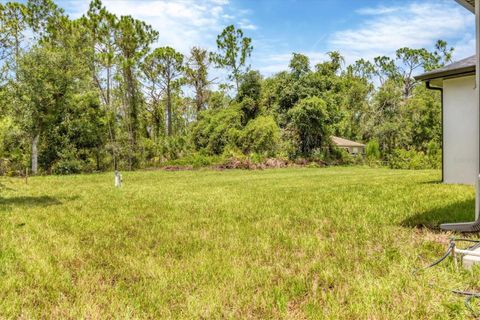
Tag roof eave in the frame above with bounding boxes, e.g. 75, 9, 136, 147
334, 144, 365, 148
456, 0, 475, 13
414, 66, 475, 81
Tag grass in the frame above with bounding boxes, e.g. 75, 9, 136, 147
0, 167, 479, 318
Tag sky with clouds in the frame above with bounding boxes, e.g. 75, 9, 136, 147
56, 0, 475, 75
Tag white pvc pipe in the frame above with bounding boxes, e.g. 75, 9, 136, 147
114, 170, 122, 187
476, 0, 480, 220
454, 248, 480, 257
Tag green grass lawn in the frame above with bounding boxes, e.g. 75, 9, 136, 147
0, 167, 479, 318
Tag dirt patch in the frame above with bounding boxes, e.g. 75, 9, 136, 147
161, 165, 194, 171
159, 157, 326, 171
413, 228, 451, 246
264, 158, 289, 168
213, 157, 291, 170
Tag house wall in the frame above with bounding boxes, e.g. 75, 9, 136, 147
443, 75, 478, 184
338, 146, 365, 155
346, 146, 365, 155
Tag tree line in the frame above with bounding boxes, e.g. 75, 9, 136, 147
0, 0, 451, 174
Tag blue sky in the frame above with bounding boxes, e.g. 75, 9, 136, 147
58, 0, 475, 75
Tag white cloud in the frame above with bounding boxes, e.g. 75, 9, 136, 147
64, 0, 473, 77
256, 52, 328, 75
356, 6, 401, 15
255, 1, 475, 76
210, 0, 230, 4
222, 14, 235, 20
329, 1, 475, 65
101, 0, 226, 53
239, 19, 258, 30
452, 34, 476, 60
66, 0, 256, 55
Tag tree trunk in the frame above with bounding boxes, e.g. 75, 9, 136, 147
31, 134, 39, 175
126, 67, 138, 146
123, 64, 137, 169
195, 89, 203, 119
14, 27, 20, 82
154, 106, 161, 143
167, 81, 172, 136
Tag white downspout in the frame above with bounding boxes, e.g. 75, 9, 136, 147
476, 0, 480, 220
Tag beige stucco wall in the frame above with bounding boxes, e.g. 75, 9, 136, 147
347, 146, 364, 155
443, 75, 478, 185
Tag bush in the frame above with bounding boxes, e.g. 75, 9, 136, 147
139, 137, 159, 165
238, 70, 262, 103
163, 153, 223, 168
239, 97, 261, 125
325, 145, 356, 165
240, 115, 280, 156
192, 107, 243, 155
388, 148, 438, 170
52, 158, 82, 175
0, 117, 29, 174
249, 152, 267, 164
160, 136, 191, 161
307, 162, 321, 168
365, 140, 382, 167
50, 145, 105, 175
287, 97, 332, 157
366, 140, 381, 160
426, 140, 441, 169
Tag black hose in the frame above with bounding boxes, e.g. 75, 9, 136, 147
415, 238, 480, 275
451, 238, 480, 244
412, 241, 454, 275
452, 291, 480, 319
415, 238, 480, 318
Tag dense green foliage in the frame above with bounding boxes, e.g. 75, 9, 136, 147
0, 0, 449, 174
287, 97, 332, 157
240, 115, 280, 156
0, 168, 476, 318
365, 140, 381, 160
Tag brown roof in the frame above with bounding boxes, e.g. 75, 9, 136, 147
415, 55, 475, 81
456, 0, 474, 12
331, 136, 365, 148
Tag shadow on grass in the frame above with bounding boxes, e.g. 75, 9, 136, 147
0, 195, 76, 212
401, 199, 475, 230
418, 180, 443, 185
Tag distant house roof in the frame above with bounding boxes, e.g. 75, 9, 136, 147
415, 55, 475, 81
331, 136, 365, 148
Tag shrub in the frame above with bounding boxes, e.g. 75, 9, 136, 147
163, 153, 223, 168
238, 70, 262, 103
52, 158, 82, 175
278, 128, 300, 160
238, 97, 261, 125
207, 90, 231, 110
0, 117, 29, 174
249, 152, 267, 164
191, 107, 243, 155
339, 148, 355, 165
310, 148, 326, 162
426, 140, 441, 169
325, 145, 355, 165
388, 149, 430, 170
140, 137, 158, 163
287, 97, 332, 157
160, 136, 191, 161
240, 115, 280, 156
366, 140, 381, 160
307, 162, 321, 168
